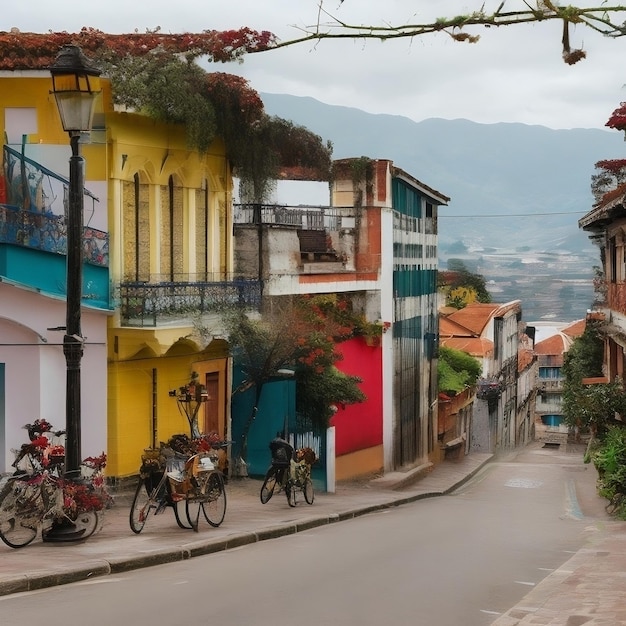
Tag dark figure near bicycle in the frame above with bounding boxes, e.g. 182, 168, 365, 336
260, 434, 315, 507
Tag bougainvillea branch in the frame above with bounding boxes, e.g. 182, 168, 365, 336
268, 2, 626, 65
606, 102, 626, 130
0, 26, 276, 70
1, 3, 625, 70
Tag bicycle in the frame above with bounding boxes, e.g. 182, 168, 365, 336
260, 441, 315, 507
0, 420, 110, 549
0, 454, 110, 549
130, 438, 227, 534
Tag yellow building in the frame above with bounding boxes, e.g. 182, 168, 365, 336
105, 109, 238, 479
1, 69, 259, 479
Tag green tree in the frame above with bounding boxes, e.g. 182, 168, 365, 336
561, 320, 623, 437
225, 297, 366, 472
96, 53, 332, 202
438, 346, 482, 394
441, 260, 491, 308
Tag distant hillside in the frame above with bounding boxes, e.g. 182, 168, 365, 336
259, 93, 626, 321
260, 93, 625, 254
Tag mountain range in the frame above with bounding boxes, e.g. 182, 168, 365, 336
261, 93, 626, 322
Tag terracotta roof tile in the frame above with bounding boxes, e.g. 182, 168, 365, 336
535, 334, 568, 355
440, 336, 493, 358
439, 316, 476, 337
561, 319, 586, 338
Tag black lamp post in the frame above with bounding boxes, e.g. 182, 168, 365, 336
49, 46, 101, 479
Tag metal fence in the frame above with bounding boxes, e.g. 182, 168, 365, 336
234, 203, 353, 231
118, 276, 262, 327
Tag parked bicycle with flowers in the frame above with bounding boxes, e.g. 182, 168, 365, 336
0, 420, 111, 548
260, 435, 316, 507
130, 432, 228, 533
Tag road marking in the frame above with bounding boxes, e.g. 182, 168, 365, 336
564, 479, 583, 520
514, 580, 536, 586
505, 477, 543, 488
480, 610, 501, 615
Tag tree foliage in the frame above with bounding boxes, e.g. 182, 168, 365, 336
440, 260, 492, 308
225, 296, 367, 464
2, 2, 625, 73
587, 425, 626, 518
591, 101, 626, 204
561, 320, 625, 436
438, 346, 482, 394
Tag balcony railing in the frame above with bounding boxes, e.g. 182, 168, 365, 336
233, 203, 355, 231
0, 204, 108, 267
118, 275, 261, 327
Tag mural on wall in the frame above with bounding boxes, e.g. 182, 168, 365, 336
1, 146, 108, 267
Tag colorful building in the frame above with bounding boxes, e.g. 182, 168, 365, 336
0, 70, 109, 471
0, 67, 260, 480
234, 158, 448, 481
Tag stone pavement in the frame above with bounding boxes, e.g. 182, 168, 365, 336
1, 450, 625, 626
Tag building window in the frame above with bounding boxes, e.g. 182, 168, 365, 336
539, 367, 561, 379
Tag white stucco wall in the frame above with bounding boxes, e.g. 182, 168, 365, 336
0, 283, 108, 473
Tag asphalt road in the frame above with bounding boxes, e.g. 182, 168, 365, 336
0, 444, 607, 626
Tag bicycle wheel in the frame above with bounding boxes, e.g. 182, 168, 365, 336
0, 481, 40, 548
174, 499, 192, 529
129, 479, 151, 534
71, 510, 100, 540
303, 478, 314, 505
285, 479, 297, 507
260, 466, 279, 504
202, 472, 227, 527
185, 470, 213, 531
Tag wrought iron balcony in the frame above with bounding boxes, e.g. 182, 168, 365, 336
0, 204, 108, 267
233, 203, 354, 230
118, 274, 261, 327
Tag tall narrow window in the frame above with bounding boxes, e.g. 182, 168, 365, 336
163, 175, 184, 282
195, 183, 208, 281
122, 173, 149, 282
169, 176, 175, 281
610, 236, 617, 284
134, 174, 140, 282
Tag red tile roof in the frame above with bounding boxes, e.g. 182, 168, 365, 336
440, 336, 493, 358
561, 319, 586, 338
534, 333, 568, 355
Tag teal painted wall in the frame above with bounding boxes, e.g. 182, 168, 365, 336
230, 364, 296, 477
0, 244, 110, 309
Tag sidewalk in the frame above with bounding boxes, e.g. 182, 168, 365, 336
1, 450, 625, 625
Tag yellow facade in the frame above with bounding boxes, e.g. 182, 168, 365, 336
104, 110, 234, 478
1, 72, 235, 479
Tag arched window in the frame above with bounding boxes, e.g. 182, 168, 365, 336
122, 172, 150, 282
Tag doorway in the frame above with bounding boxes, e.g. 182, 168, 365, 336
203, 372, 220, 435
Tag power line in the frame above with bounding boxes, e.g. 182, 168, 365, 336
440, 211, 587, 218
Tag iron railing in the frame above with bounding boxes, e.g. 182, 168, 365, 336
118, 276, 261, 327
0, 204, 108, 267
233, 203, 354, 231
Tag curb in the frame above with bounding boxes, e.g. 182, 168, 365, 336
0, 496, 438, 597
0, 456, 495, 597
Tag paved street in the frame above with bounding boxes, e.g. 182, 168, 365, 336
1, 444, 626, 625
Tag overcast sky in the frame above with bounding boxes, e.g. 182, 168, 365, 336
6, 1, 626, 131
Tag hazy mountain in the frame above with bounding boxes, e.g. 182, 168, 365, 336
261, 93, 626, 321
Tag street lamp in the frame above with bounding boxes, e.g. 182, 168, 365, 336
49, 45, 101, 479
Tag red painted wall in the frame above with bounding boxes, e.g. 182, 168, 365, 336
331, 337, 383, 456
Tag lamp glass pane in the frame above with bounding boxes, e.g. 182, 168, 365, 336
54, 92, 98, 132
